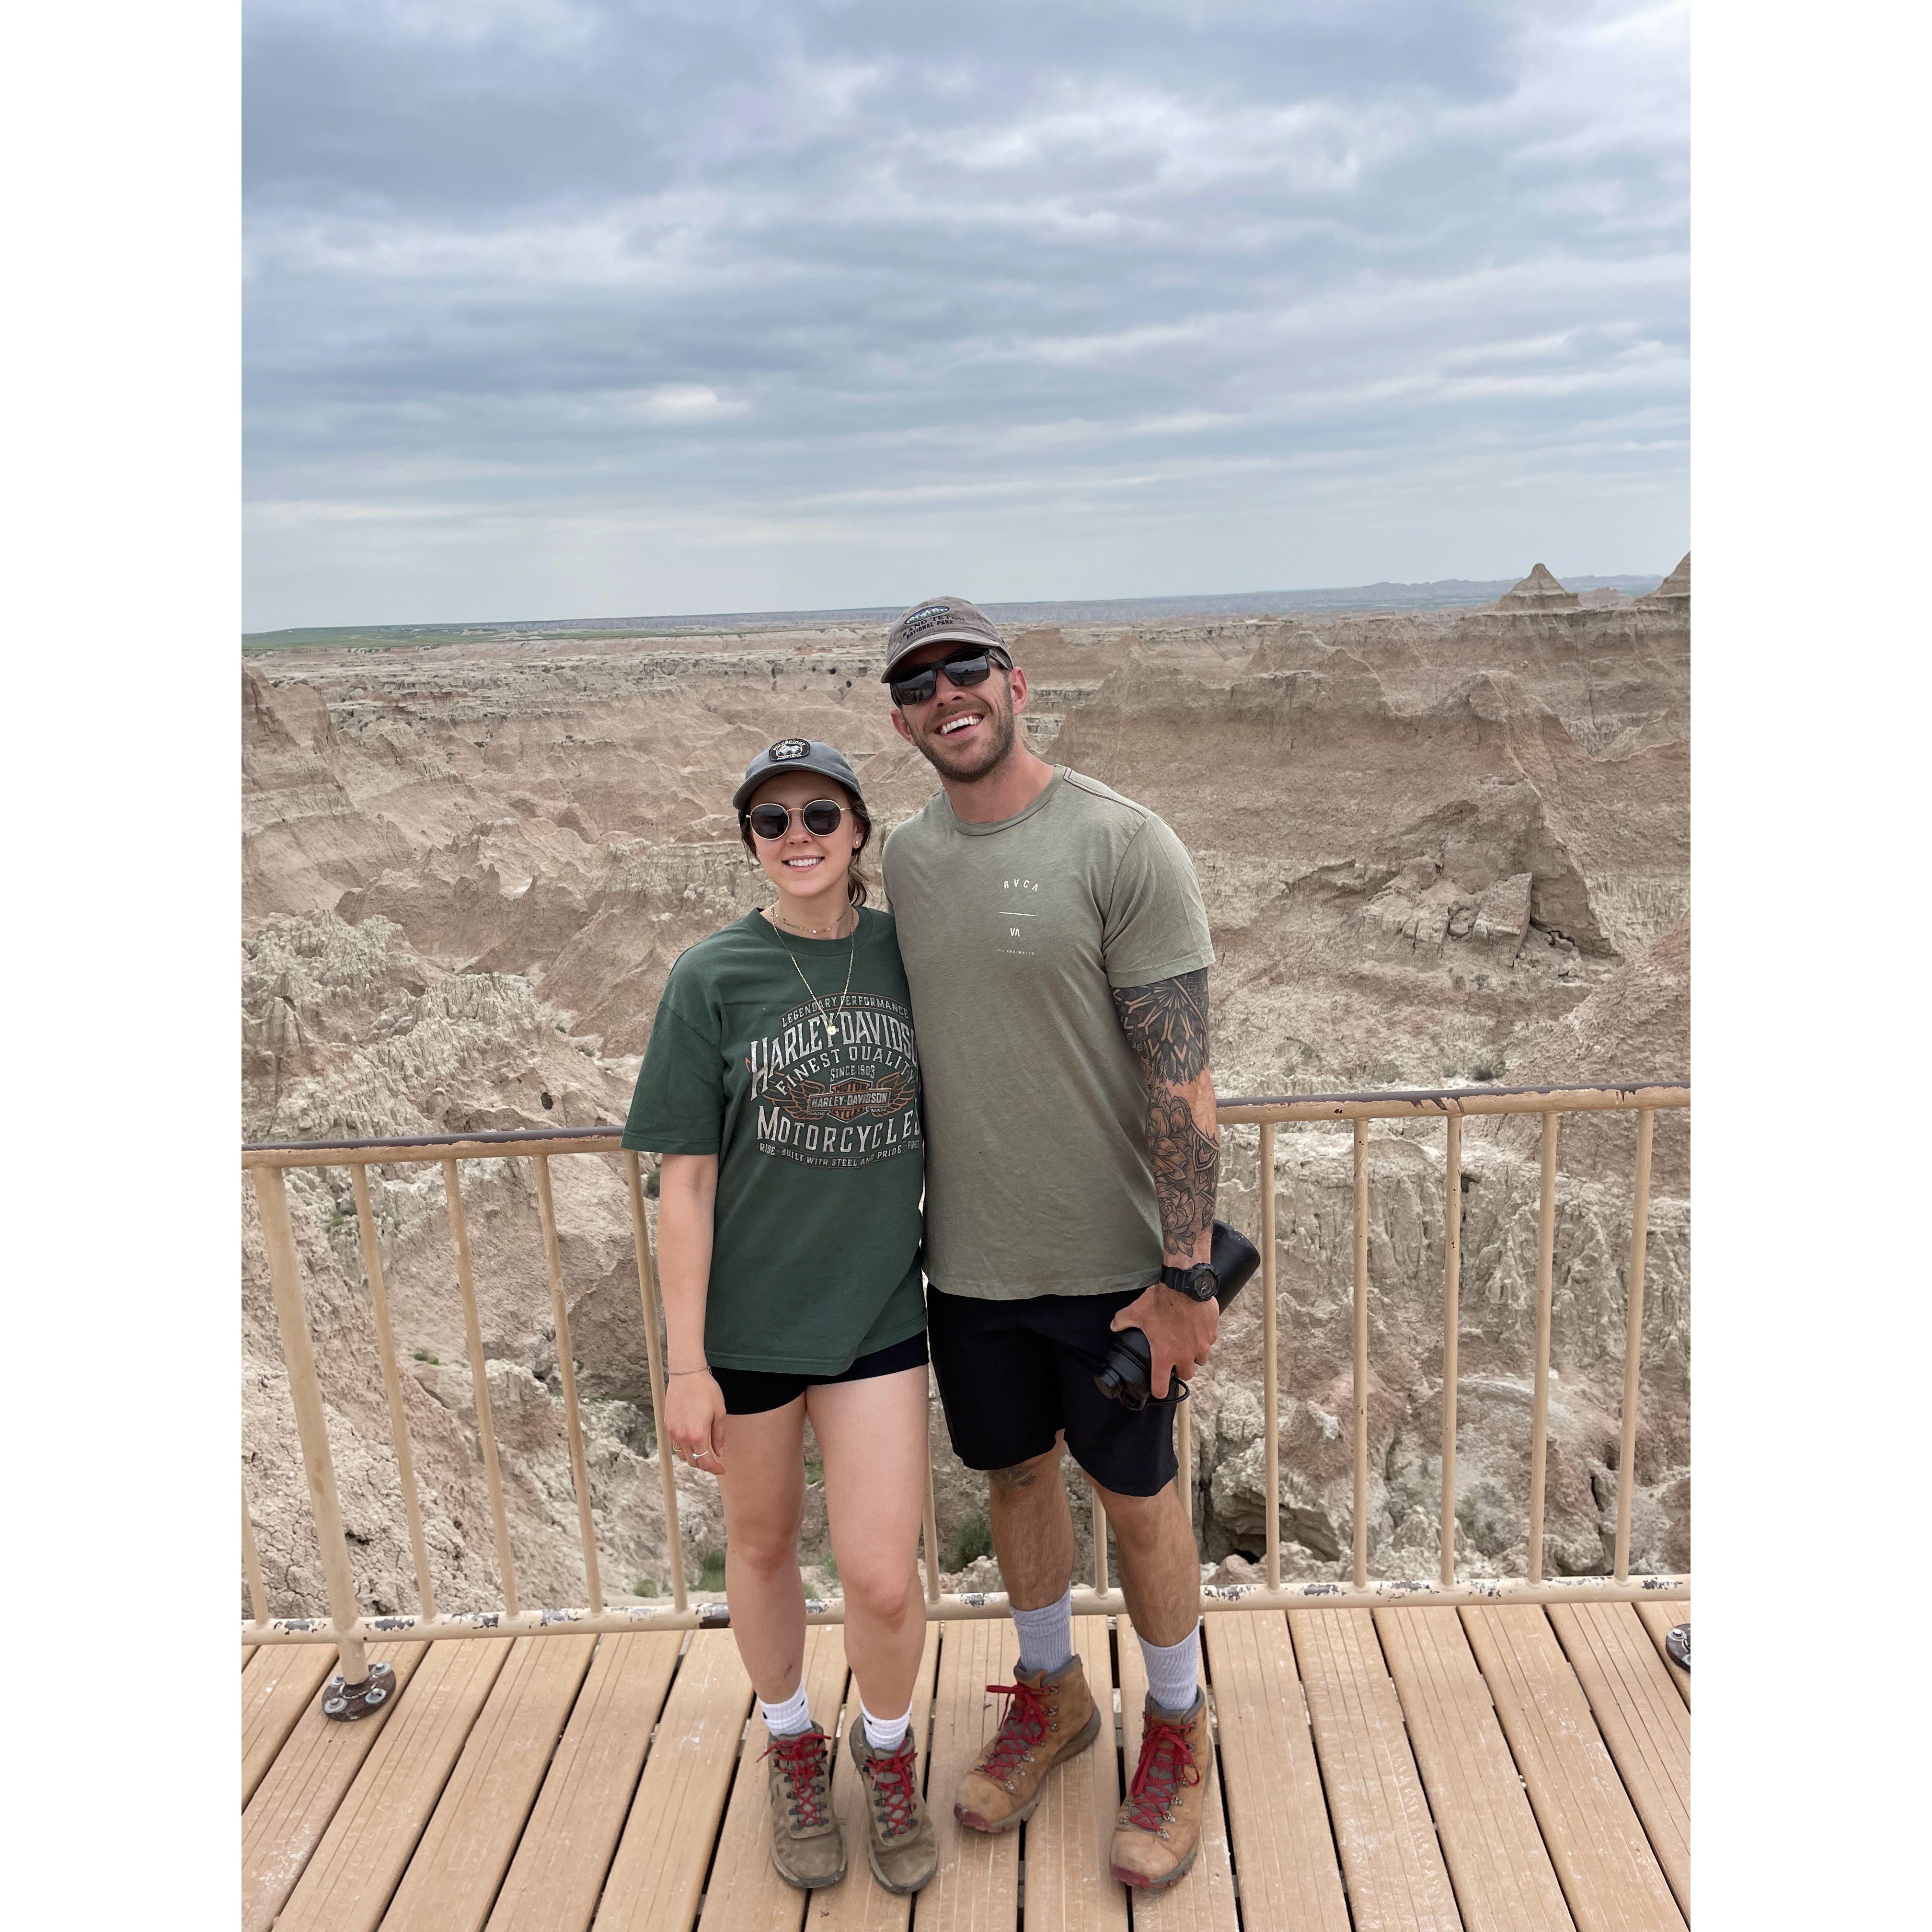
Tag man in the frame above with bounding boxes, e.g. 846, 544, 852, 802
878, 595, 1222, 1894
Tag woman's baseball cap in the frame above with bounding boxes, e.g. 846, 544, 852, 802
731, 737, 868, 814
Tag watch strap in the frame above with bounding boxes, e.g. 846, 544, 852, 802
1161, 1263, 1219, 1302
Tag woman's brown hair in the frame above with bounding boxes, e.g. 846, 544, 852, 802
738, 783, 873, 908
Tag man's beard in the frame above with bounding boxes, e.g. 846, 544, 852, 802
912, 701, 1016, 782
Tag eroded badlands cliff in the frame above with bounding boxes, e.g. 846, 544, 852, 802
242, 589, 1689, 1616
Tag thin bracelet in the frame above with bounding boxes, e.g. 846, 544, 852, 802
666, 1366, 711, 1377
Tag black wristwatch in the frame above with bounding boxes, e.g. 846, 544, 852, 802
1161, 1261, 1219, 1303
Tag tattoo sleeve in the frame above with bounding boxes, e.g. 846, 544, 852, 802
1112, 969, 1219, 1260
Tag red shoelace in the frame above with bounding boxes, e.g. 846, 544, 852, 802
862, 1736, 920, 1836
762, 1731, 830, 1828
1123, 1714, 1201, 1831
979, 1679, 1053, 1781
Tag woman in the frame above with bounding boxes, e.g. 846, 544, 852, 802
620, 736, 936, 1897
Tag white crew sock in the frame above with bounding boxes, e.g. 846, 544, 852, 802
1139, 1622, 1202, 1715
759, 1682, 814, 1737
1012, 1585, 1076, 1679
861, 1700, 912, 1754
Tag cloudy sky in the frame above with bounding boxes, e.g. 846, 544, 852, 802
243, 0, 1687, 630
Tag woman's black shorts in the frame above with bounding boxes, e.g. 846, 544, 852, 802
710, 1329, 930, 1416
925, 1286, 1180, 1498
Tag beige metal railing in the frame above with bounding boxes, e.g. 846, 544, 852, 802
242, 1081, 1687, 1690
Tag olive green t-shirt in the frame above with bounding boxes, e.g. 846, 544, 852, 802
882, 768, 1214, 1300
620, 908, 926, 1373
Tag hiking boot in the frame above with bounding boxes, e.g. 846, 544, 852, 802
847, 1725, 938, 1894
954, 1656, 1101, 1834
1110, 1689, 1213, 1892
761, 1724, 845, 1889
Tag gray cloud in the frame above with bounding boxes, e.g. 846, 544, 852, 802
244, 0, 1687, 628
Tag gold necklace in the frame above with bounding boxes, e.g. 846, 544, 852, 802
767, 902, 852, 938
770, 909, 858, 1035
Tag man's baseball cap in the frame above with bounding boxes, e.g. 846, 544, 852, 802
730, 737, 868, 814
879, 594, 1010, 682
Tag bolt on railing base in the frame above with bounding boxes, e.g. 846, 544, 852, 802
322, 1660, 396, 1721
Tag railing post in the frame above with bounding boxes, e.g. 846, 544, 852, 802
1614, 1110, 1655, 1581
350, 1164, 437, 1622
1352, 1118, 1370, 1590
443, 1157, 519, 1619
1440, 1113, 1461, 1587
1526, 1111, 1560, 1586
1260, 1120, 1281, 1591
251, 1166, 386, 1714
533, 1153, 604, 1613
922, 1458, 943, 1606
624, 1152, 688, 1610
1092, 1484, 1110, 1596
243, 1477, 269, 1629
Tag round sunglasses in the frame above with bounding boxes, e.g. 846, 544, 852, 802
745, 798, 849, 840
888, 645, 1011, 708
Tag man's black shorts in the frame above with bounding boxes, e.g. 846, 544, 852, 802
926, 1285, 1180, 1498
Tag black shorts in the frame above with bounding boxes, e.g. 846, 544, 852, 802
710, 1329, 929, 1417
926, 1286, 1180, 1498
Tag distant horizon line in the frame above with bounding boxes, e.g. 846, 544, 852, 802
244, 568, 1674, 645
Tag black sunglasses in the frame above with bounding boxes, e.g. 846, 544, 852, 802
745, 797, 848, 840
888, 647, 1010, 708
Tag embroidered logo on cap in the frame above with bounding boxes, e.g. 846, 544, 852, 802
768, 738, 810, 760
899, 604, 953, 635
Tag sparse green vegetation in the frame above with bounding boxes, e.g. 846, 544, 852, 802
1470, 1060, 1503, 1084
413, 1349, 440, 1365
632, 1576, 658, 1598
950, 1512, 992, 1571
699, 1549, 727, 1591
804, 1457, 824, 1487
644, 1169, 660, 1199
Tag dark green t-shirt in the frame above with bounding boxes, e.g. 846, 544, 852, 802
621, 907, 926, 1374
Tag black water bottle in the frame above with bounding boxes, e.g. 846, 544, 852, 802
1093, 1220, 1263, 1409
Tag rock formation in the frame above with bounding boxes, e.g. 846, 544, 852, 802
1638, 551, 1691, 609
1493, 562, 1581, 611
242, 585, 1690, 1616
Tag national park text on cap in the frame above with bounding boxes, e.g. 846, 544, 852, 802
879, 595, 1008, 681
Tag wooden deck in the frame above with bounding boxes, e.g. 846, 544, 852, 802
241, 1599, 1688, 1932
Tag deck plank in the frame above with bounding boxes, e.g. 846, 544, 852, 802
911, 1615, 1021, 1932
1198, 1613, 1344, 1932
1548, 1605, 1690, 1918
1289, 1608, 1462, 1931
1124, 1619, 1242, 1932
591, 1629, 755, 1932
484, 1631, 683, 1932
242, 1644, 337, 1807
278, 1637, 516, 1932
1461, 1607, 1684, 1932
812, 1619, 940, 1932
1376, 1607, 1574, 1932
700, 1623, 851, 1930
1633, 1601, 1690, 1708
242, 1642, 428, 1932
380, 1633, 598, 1932
1016, 1614, 1128, 1932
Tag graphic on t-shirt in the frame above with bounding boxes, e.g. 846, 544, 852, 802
997, 875, 1042, 956
745, 991, 923, 1168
